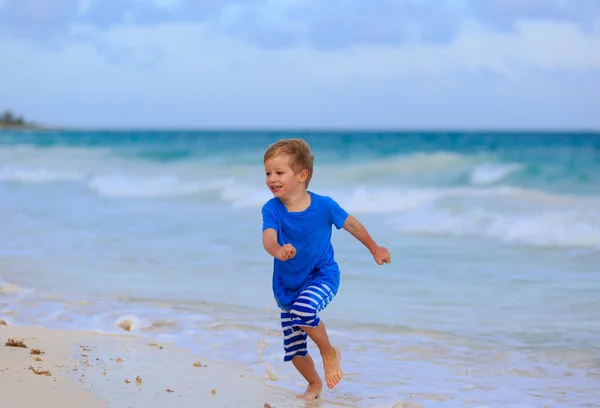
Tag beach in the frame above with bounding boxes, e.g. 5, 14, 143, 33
1, 323, 358, 408
1, 324, 105, 408
1, 129, 599, 407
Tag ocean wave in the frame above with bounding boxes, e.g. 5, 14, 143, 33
393, 205, 600, 249
0, 145, 526, 188
332, 185, 593, 213
0, 165, 85, 183
0, 279, 24, 295
468, 163, 523, 185
321, 152, 527, 187
0, 143, 596, 197
325, 185, 599, 248
214, 182, 600, 248
219, 184, 271, 207
0, 145, 112, 185
87, 174, 228, 198
325, 151, 472, 177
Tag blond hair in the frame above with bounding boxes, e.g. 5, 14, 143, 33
263, 138, 314, 187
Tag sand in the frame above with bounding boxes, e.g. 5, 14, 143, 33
0, 324, 352, 408
0, 325, 106, 408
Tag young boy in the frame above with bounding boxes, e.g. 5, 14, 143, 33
261, 139, 391, 400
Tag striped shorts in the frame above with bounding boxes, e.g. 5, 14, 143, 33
280, 282, 336, 362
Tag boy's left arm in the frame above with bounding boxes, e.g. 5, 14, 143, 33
342, 215, 391, 265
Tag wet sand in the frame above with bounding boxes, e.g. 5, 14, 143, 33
0, 324, 353, 408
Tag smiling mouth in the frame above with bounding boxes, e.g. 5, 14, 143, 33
270, 185, 282, 192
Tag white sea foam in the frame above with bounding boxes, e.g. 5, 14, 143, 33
87, 174, 227, 198
393, 206, 600, 248
0, 279, 23, 294
333, 184, 596, 211
325, 151, 474, 180
0, 165, 85, 183
219, 183, 271, 207
298, 185, 600, 248
469, 163, 523, 185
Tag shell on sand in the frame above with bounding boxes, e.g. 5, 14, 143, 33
117, 320, 132, 331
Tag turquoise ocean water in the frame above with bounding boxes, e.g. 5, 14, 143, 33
1, 130, 599, 407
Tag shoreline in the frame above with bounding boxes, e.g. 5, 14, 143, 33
0, 323, 354, 408
1, 124, 598, 133
0, 124, 49, 130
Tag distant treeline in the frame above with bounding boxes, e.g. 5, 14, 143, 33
1, 110, 29, 127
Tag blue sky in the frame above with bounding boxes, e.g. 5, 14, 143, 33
1, 0, 599, 129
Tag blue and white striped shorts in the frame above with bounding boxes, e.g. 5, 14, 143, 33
280, 282, 336, 362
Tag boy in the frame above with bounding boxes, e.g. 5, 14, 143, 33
261, 139, 391, 400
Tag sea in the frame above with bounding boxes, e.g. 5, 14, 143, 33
1, 130, 599, 407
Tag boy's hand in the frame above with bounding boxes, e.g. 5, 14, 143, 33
277, 243, 296, 261
372, 246, 391, 265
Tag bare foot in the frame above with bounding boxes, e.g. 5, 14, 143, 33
296, 382, 322, 400
322, 347, 343, 389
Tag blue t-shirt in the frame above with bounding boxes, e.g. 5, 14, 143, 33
261, 191, 349, 310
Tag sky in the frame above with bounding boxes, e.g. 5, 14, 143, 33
1, 0, 599, 129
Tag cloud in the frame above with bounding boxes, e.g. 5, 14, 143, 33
1, 0, 599, 49
1, 1, 599, 129
218, 0, 600, 49
0, 0, 82, 39
0, 0, 185, 39
2, 18, 599, 128
213, 0, 465, 49
0, 0, 257, 39
467, 0, 600, 29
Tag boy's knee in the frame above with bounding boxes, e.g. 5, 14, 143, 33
290, 306, 318, 327
289, 307, 307, 321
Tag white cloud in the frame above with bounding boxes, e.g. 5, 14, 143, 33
217, 19, 600, 79
1, 18, 599, 128
2, 0, 598, 50
449, 20, 600, 72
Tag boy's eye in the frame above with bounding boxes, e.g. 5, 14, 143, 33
277, 171, 284, 175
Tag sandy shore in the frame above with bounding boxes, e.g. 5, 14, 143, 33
1, 323, 354, 408
0, 324, 106, 408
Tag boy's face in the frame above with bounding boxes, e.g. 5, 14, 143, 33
264, 154, 307, 199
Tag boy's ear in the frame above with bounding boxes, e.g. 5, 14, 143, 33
298, 169, 309, 182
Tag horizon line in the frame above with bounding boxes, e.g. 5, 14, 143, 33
2, 124, 599, 133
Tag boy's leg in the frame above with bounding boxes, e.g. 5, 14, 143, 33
303, 321, 343, 388
291, 354, 322, 400
302, 321, 343, 390
281, 311, 322, 400
289, 283, 343, 390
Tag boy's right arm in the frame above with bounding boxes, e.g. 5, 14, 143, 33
262, 229, 296, 261
262, 228, 281, 258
